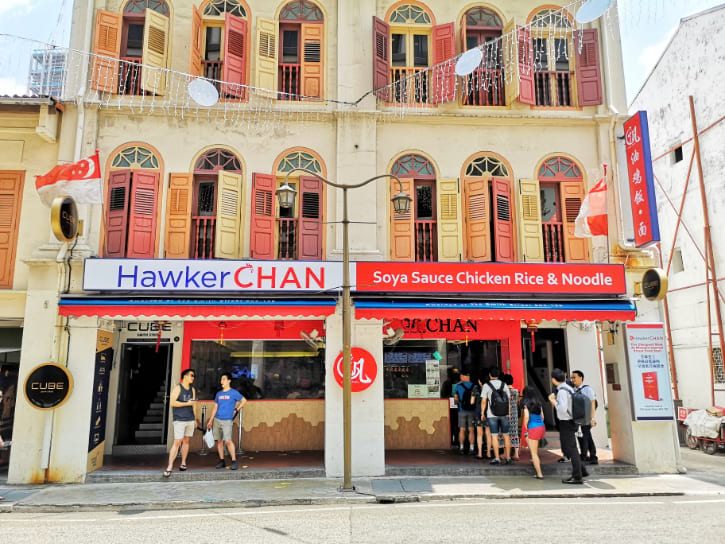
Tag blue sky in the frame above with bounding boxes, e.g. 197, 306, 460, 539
0, 0, 723, 102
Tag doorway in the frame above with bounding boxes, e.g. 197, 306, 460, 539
523, 328, 567, 427
115, 342, 172, 446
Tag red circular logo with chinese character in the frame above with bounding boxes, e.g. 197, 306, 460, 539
333, 348, 377, 392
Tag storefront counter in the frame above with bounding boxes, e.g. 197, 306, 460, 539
384, 399, 449, 449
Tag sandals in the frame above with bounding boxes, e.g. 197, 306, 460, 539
163, 470, 172, 478
179, 464, 188, 472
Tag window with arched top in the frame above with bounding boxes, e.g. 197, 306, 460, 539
462, 154, 514, 262
529, 156, 588, 263
103, 144, 162, 258
194, 148, 243, 172
249, 149, 325, 261
461, 7, 505, 106
203, 0, 246, 17
373, 3, 456, 105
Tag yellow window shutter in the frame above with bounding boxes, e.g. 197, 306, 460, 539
0, 171, 24, 288
164, 173, 193, 259
91, 9, 121, 93
300, 23, 323, 99
560, 181, 590, 263
214, 171, 244, 259
437, 178, 461, 261
464, 177, 491, 262
141, 9, 170, 95
255, 17, 279, 97
189, 5, 203, 77
390, 178, 415, 261
503, 20, 520, 106
518, 179, 544, 262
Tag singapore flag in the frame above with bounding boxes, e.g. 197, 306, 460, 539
35, 150, 103, 206
574, 165, 608, 238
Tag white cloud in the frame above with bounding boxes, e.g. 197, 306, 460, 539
637, 27, 677, 73
0, 0, 34, 16
0, 77, 29, 96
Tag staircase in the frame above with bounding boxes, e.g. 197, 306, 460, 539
134, 383, 167, 444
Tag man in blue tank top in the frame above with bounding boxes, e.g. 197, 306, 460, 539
164, 368, 198, 477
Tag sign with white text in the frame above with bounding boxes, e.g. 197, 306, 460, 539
333, 348, 378, 392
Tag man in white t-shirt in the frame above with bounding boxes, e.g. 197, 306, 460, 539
481, 368, 511, 465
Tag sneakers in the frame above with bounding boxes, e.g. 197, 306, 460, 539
489, 458, 501, 465
504, 458, 513, 465
230, 461, 238, 471
215, 460, 226, 469
459, 447, 465, 455
469, 447, 475, 455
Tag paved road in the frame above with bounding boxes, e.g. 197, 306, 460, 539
3, 496, 725, 543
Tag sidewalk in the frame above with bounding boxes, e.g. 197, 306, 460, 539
2, 472, 724, 513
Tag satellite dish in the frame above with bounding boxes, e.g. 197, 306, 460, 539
575, 0, 613, 23
188, 78, 219, 107
383, 328, 405, 346
455, 48, 483, 77
301, 330, 325, 352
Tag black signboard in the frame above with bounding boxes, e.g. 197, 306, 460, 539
24, 363, 73, 410
88, 331, 113, 453
51, 196, 79, 242
642, 268, 668, 301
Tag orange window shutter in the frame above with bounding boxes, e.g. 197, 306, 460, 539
190, 5, 203, 76
372, 16, 390, 100
165, 173, 193, 259
126, 170, 160, 258
464, 178, 491, 262
91, 9, 121, 93
492, 178, 515, 262
431, 22, 456, 104
221, 13, 248, 99
561, 181, 589, 262
300, 24, 323, 99
390, 177, 414, 261
0, 171, 24, 289
517, 25, 535, 105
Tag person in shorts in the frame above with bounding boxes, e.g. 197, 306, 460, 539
164, 368, 198, 477
472, 378, 491, 459
207, 372, 246, 470
482, 368, 511, 465
454, 369, 476, 455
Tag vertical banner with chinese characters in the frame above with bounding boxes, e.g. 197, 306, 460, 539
87, 329, 114, 473
624, 323, 674, 421
624, 111, 661, 247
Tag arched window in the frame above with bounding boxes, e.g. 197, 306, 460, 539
249, 149, 325, 261
461, 6, 505, 106
373, 3, 456, 105
104, 145, 162, 258
190, 0, 249, 100
529, 7, 575, 107
462, 154, 514, 262
90, 1, 170, 96
535, 156, 588, 263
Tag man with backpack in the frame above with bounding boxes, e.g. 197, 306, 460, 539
549, 368, 589, 484
571, 370, 598, 465
482, 368, 511, 465
454, 368, 476, 455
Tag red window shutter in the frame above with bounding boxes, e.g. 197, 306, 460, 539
126, 171, 159, 258
492, 178, 514, 262
250, 173, 276, 259
431, 22, 456, 104
221, 13, 248, 99
518, 26, 535, 105
560, 181, 590, 263
464, 178, 491, 262
104, 170, 132, 257
189, 4, 203, 76
390, 177, 415, 261
91, 9, 121, 93
298, 176, 323, 260
575, 29, 603, 106
373, 16, 390, 100
0, 171, 24, 289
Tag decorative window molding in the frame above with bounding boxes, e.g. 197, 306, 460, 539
465, 7, 503, 28
203, 0, 247, 18
277, 151, 323, 174
279, 0, 324, 22
538, 156, 582, 179
531, 9, 573, 29
111, 146, 160, 169
391, 154, 435, 177
195, 148, 242, 172
389, 4, 432, 25
465, 155, 509, 177
123, 0, 170, 16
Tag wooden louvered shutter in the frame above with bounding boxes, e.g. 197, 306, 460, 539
575, 29, 603, 106
298, 176, 323, 260
300, 24, 323, 99
0, 171, 24, 289
504, 22, 534, 106
126, 170, 159, 258
250, 173, 276, 259
91, 9, 121, 93
518, 179, 544, 262
561, 181, 589, 262
464, 178, 491, 262
390, 178, 414, 261
431, 22, 456, 104
141, 9, 170, 95
373, 16, 390, 100
104, 170, 132, 257
493, 178, 514, 262
164, 173, 193, 258
222, 13, 248, 99
189, 5, 203, 76
214, 171, 243, 259
255, 18, 278, 97
436, 178, 461, 261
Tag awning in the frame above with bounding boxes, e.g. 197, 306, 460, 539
58, 298, 338, 319
354, 299, 636, 322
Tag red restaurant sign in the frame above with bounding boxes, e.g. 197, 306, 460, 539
333, 347, 378, 392
355, 262, 626, 295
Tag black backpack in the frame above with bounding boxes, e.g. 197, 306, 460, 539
565, 386, 591, 425
460, 383, 474, 408
489, 381, 509, 417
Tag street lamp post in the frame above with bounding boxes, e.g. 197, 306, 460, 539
277, 168, 411, 490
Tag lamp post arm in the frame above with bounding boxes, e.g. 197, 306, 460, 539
283, 168, 405, 193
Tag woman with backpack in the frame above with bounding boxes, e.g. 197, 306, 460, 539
521, 386, 545, 479
502, 374, 520, 461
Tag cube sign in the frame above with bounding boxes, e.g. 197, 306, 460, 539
624, 111, 661, 248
